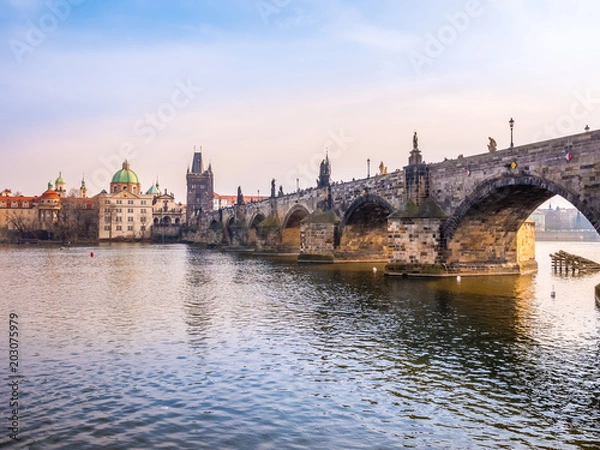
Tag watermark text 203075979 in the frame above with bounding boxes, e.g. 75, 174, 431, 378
8, 313, 20, 441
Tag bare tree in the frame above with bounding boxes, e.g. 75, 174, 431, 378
7, 211, 39, 241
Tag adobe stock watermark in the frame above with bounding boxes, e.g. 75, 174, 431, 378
284, 128, 354, 191
531, 91, 599, 142
256, 0, 306, 28
407, 0, 483, 74
8, 0, 85, 64
89, 78, 203, 194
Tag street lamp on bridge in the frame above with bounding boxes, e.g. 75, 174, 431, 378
367, 158, 371, 179
509, 117, 515, 148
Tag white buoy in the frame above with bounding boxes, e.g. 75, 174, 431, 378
373, 267, 377, 273
456, 275, 461, 282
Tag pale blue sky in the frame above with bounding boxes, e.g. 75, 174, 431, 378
1, 0, 599, 205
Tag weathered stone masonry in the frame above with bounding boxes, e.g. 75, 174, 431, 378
185, 130, 600, 276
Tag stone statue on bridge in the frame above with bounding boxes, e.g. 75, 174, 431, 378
379, 161, 388, 175
237, 186, 244, 205
409, 132, 422, 165
278, 185, 284, 197
317, 153, 331, 188
488, 137, 497, 153
271, 178, 276, 198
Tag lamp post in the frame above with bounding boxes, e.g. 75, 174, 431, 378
367, 158, 371, 179
509, 117, 515, 148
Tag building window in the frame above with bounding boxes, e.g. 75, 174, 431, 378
23, 202, 29, 208
116, 216, 122, 222
127, 208, 134, 213
141, 226, 146, 231
116, 225, 122, 231
127, 225, 133, 231
105, 216, 111, 223
11, 202, 17, 208
105, 199, 111, 204
141, 208, 147, 214
104, 226, 110, 231
141, 200, 147, 205
128, 216, 134, 222
116, 200, 123, 205
128, 200, 134, 205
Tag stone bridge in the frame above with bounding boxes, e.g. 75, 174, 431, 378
186, 130, 600, 276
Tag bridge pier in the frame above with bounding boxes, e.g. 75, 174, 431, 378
254, 215, 281, 253
298, 209, 340, 263
385, 198, 448, 276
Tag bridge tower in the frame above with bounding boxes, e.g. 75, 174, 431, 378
186, 147, 214, 223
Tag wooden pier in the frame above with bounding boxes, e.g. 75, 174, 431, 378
550, 250, 600, 274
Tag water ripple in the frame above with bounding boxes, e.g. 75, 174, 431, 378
0, 243, 599, 449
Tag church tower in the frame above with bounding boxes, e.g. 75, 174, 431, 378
186, 146, 214, 222
55, 172, 66, 198
80, 175, 87, 198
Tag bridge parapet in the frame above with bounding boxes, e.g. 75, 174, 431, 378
185, 130, 599, 275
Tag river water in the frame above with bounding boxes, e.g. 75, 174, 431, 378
0, 241, 599, 449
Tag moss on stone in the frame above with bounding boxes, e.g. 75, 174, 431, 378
257, 215, 281, 228
389, 198, 447, 219
301, 209, 340, 224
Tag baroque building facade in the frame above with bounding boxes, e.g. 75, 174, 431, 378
96, 161, 154, 241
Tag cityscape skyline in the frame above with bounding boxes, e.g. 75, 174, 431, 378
2, 1, 599, 207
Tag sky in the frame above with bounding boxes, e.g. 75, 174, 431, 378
1, 0, 599, 207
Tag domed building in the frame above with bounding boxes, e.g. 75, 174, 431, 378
38, 181, 61, 223
55, 172, 66, 198
111, 161, 142, 194
95, 161, 154, 241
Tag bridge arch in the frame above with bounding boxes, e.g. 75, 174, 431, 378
223, 216, 235, 245
441, 174, 597, 267
248, 211, 266, 247
337, 194, 394, 260
281, 204, 310, 251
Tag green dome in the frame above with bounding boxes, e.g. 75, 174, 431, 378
146, 183, 160, 194
112, 161, 140, 184
55, 172, 65, 185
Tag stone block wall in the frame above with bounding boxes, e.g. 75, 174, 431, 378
516, 219, 537, 270
300, 222, 336, 261
388, 217, 444, 265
